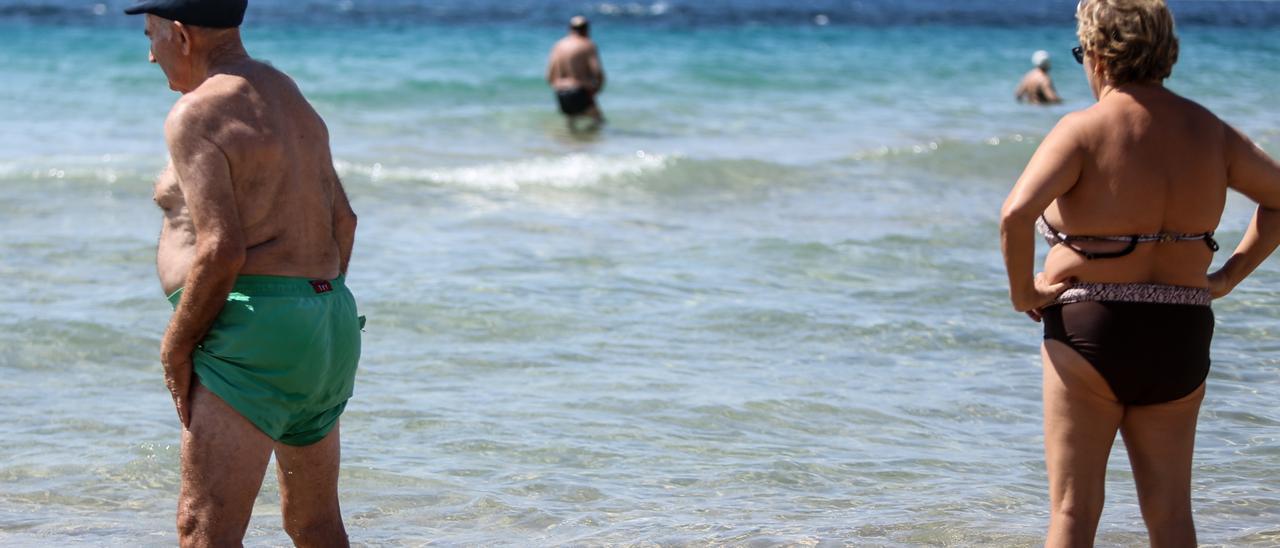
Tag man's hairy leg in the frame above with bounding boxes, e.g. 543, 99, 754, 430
275, 424, 349, 548
178, 383, 274, 547
587, 105, 605, 129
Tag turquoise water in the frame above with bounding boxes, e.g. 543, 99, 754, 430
2, 2, 1280, 545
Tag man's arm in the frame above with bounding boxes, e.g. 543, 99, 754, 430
313, 120, 356, 275
1014, 75, 1030, 103
160, 101, 246, 427
331, 168, 357, 275
1042, 79, 1063, 104
589, 45, 605, 93
546, 42, 562, 86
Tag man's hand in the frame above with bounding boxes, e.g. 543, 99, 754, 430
1013, 273, 1074, 323
160, 337, 195, 428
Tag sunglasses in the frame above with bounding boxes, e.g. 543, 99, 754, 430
1072, 45, 1085, 64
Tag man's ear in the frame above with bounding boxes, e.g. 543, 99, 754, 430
173, 21, 192, 56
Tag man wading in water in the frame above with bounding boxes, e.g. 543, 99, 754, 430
547, 15, 607, 131
128, 0, 362, 543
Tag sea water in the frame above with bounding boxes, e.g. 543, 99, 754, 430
2, 0, 1279, 544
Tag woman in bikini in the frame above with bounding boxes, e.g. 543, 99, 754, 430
1000, 0, 1280, 545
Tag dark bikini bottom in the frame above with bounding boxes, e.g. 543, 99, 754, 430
1042, 283, 1214, 406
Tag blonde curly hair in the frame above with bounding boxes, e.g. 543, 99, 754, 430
1076, 0, 1179, 85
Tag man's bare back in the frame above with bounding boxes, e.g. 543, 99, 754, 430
155, 60, 348, 295
547, 35, 603, 93
1015, 68, 1062, 105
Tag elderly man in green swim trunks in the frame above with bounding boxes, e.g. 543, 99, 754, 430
128, 0, 361, 544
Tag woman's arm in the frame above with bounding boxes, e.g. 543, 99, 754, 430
1210, 126, 1280, 298
1000, 114, 1086, 318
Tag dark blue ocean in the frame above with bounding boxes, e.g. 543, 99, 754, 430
2, 0, 1279, 544
5, 0, 1280, 26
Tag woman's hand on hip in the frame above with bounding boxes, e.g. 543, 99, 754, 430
1208, 268, 1234, 300
1013, 273, 1074, 322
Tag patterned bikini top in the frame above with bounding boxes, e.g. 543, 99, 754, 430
1037, 215, 1219, 261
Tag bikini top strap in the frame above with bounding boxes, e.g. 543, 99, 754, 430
1040, 215, 1220, 257
1065, 237, 1139, 260
1204, 232, 1220, 252
1036, 215, 1062, 244
1134, 230, 1220, 252
1038, 214, 1140, 260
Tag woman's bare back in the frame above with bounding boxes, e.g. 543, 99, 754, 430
1044, 85, 1229, 287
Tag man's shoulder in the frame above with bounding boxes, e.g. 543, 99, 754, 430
1020, 69, 1046, 83
165, 62, 298, 142
165, 96, 216, 145
167, 76, 252, 131
557, 36, 594, 51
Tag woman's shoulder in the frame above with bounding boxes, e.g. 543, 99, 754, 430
1163, 90, 1224, 125
1157, 91, 1230, 149
1068, 89, 1226, 142
1042, 109, 1098, 147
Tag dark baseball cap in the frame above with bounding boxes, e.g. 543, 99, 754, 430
124, 0, 248, 29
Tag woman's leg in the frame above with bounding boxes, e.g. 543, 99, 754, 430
1120, 383, 1204, 548
1042, 340, 1126, 547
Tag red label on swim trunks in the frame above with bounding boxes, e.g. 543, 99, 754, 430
310, 280, 333, 294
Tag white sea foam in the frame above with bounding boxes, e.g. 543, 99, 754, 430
0, 152, 165, 187
596, 2, 671, 17
336, 153, 672, 191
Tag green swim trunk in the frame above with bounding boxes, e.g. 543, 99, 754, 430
168, 275, 363, 446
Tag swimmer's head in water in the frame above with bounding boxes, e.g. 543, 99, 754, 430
570, 15, 590, 37
1033, 50, 1052, 70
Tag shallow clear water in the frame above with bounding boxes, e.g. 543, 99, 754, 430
2, 1, 1280, 545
